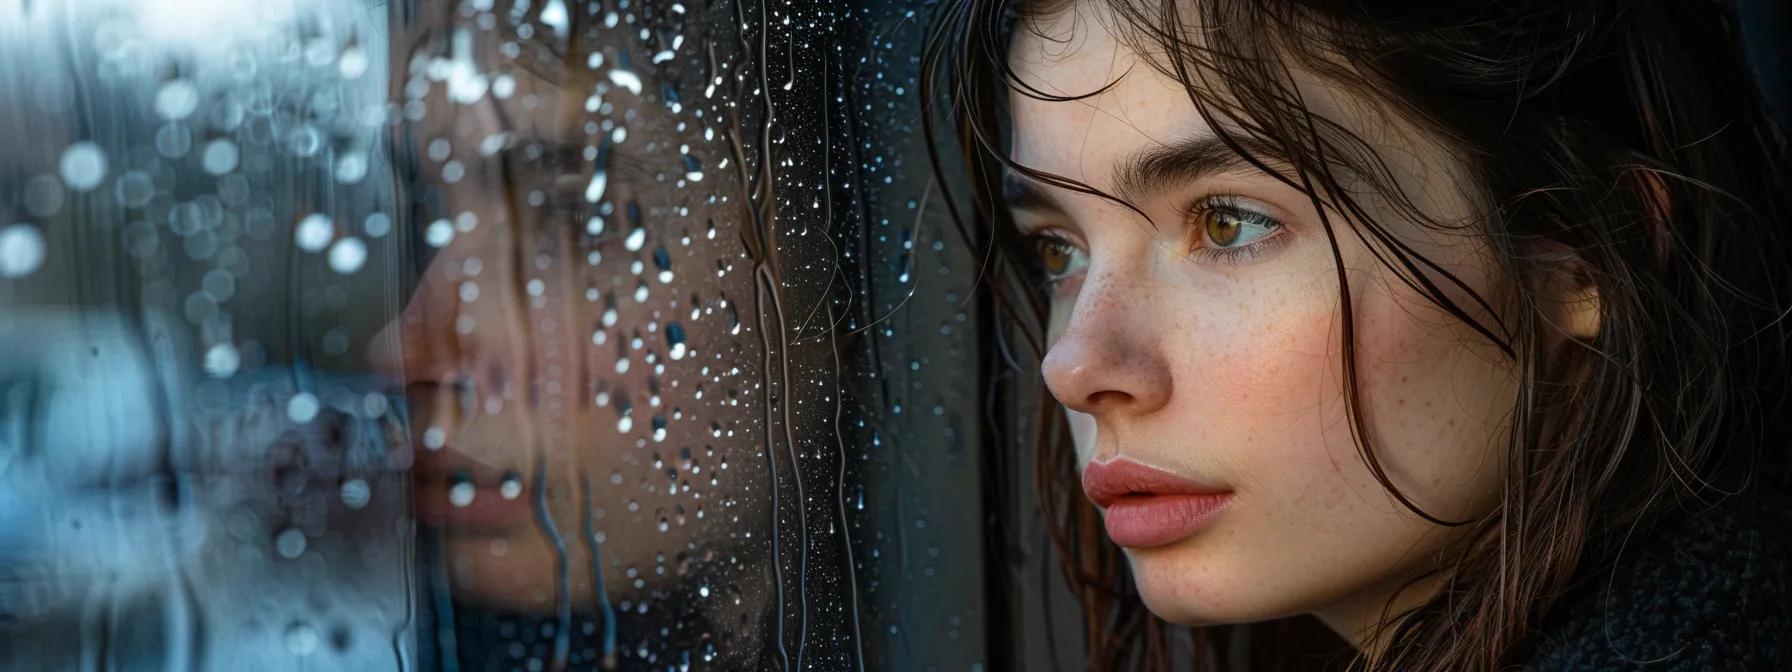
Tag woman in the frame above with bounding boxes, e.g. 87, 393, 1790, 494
371, 4, 787, 669
927, 0, 1792, 669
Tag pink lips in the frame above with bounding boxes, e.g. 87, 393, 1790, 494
411, 447, 533, 531
1082, 457, 1232, 548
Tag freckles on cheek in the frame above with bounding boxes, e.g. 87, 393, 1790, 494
1210, 298, 1362, 506
1198, 298, 1334, 415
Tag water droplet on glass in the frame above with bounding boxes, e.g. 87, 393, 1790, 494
427, 138, 451, 162
328, 238, 367, 274
682, 153, 704, 182
586, 170, 608, 204
338, 47, 369, 79
609, 69, 644, 95
155, 123, 193, 159
422, 426, 446, 450
287, 392, 320, 424
23, 175, 64, 218
0, 225, 47, 278
201, 139, 239, 175
115, 171, 154, 208
154, 80, 200, 120
541, 0, 570, 39
478, 132, 510, 156
168, 202, 204, 236
335, 153, 368, 184
449, 478, 475, 508
59, 142, 108, 191
425, 219, 455, 248
340, 479, 371, 509
274, 527, 308, 559
303, 38, 338, 67
499, 473, 523, 500
445, 30, 489, 104
364, 213, 392, 238
284, 621, 319, 655
666, 323, 688, 360
287, 125, 322, 157
295, 214, 333, 253
203, 342, 240, 378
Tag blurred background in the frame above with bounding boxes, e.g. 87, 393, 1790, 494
0, 0, 1784, 670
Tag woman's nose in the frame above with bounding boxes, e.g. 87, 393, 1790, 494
1039, 274, 1174, 420
366, 277, 461, 387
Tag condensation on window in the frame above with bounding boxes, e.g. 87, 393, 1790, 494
0, 0, 984, 670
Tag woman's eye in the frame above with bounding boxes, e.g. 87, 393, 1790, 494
1197, 205, 1280, 250
1031, 234, 1088, 282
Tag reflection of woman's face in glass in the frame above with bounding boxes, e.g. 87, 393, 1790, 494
1006, 1, 1595, 645
371, 17, 758, 613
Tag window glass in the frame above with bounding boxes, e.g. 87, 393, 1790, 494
0, 1, 984, 669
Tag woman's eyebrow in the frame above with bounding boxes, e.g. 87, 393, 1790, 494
1003, 172, 1066, 214
1115, 134, 1286, 203
1002, 134, 1291, 214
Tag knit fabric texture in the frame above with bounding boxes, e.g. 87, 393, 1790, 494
1527, 471, 1792, 670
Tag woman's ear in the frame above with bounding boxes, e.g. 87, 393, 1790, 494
1540, 166, 1671, 342
1547, 272, 1602, 341
1533, 247, 1602, 342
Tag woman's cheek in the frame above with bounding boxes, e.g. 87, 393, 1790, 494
1364, 267, 1513, 488
1145, 295, 1342, 517
1194, 290, 1340, 435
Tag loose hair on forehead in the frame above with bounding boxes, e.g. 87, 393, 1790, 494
923, 0, 1792, 669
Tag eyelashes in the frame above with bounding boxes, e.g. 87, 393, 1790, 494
1030, 233, 1088, 284
1183, 195, 1288, 264
1020, 194, 1291, 288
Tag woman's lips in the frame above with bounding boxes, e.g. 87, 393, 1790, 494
411, 448, 533, 531
1099, 492, 1232, 548
1083, 457, 1232, 548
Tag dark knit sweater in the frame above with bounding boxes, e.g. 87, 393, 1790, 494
1527, 466, 1792, 670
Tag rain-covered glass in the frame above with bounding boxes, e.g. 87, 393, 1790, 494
0, 0, 988, 669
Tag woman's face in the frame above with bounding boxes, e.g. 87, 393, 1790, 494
1008, 4, 1520, 639
369, 23, 761, 613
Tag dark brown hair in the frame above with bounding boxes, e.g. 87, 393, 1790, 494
923, 0, 1792, 669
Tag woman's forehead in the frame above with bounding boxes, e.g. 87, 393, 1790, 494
1007, 7, 1475, 223
1006, 12, 1209, 190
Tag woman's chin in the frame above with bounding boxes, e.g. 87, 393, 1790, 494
1126, 547, 1292, 627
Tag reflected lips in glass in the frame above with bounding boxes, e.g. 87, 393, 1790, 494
411, 447, 533, 531
1082, 457, 1232, 548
